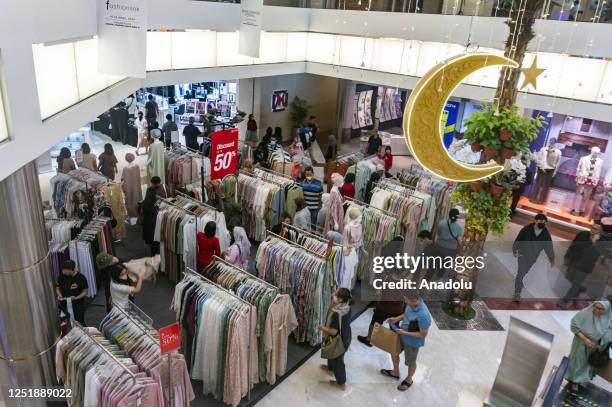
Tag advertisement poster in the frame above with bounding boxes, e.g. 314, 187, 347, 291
357, 92, 367, 128
210, 128, 239, 180
364, 90, 373, 126
271, 89, 288, 112
97, 0, 147, 78
375, 87, 384, 120
238, 0, 263, 57
393, 93, 402, 119
352, 94, 360, 129
441, 101, 460, 148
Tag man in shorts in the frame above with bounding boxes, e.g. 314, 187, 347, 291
381, 291, 432, 391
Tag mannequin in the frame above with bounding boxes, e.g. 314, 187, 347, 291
325, 173, 345, 234
571, 146, 603, 216
531, 138, 561, 204
121, 153, 142, 222
340, 206, 362, 289
147, 127, 165, 185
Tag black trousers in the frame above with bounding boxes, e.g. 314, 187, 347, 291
150, 241, 160, 256
327, 353, 347, 385
118, 125, 128, 144
511, 188, 523, 214
59, 299, 86, 325
514, 256, 537, 297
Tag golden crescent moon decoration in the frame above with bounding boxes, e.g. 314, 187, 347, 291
403, 53, 519, 182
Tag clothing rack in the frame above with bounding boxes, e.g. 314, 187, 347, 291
373, 179, 425, 218
344, 196, 398, 218
266, 230, 327, 259
253, 168, 294, 186
72, 321, 137, 385
212, 255, 278, 292
281, 222, 342, 248
109, 302, 158, 343
240, 170, 286, 188
183, 267, 252, 401
255, 166, 294, 182
157, 196, 199, 250
168, 146, 206, 195
175, 190, 218, 219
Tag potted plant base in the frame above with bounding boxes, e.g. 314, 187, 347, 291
483, 147, 497, 159
500, 147, 514, 160
471, 142, 481, 153
470, 181, 484, 191
489, 183, 506, 195
499, 130, 512, 141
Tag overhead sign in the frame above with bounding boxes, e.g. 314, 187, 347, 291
159, 323, 180, 354
97, 0, 147, 78
210, 128, 239, 180
271, 90, 288, 112
238, 0, 263, 58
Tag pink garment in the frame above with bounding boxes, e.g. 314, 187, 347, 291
324, 188, 344, 234
224, 245, 249, 270
122, 164, 143, 217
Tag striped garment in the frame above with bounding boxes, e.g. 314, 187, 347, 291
300, 180, 323, 210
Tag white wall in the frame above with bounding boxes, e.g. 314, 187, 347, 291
256, 74, 339, 142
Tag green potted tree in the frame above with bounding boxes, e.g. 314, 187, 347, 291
451, 184, 511, 236
289, 96, 310, 136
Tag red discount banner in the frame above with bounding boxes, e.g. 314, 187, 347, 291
210, 128, 239, 180
159, 323, 180, 354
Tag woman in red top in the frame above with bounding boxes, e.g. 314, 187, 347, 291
196, 221, 220, 272
341, 173, 356, 200
383, 146, 393, 176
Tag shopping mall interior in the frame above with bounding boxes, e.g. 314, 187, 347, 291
0, 1, 611, 406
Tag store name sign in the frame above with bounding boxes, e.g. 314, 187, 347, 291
271, 90, 288, 112
403, 53, 514, 182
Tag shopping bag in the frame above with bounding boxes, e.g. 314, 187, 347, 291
371, 323, 402, 355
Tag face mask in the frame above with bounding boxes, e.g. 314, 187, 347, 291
306, 176, 314, 181
271, 140, 277, 145
536, 222, 544, 229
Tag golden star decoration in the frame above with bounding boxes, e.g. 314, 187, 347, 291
520, 56, 546, 90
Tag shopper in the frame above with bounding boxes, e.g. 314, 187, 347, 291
109, 263, 143, 309
382, 291, 432, 391
367, 131, 382, 155
147, 123, 165, 184
223, 226, 251, 270
358, 237, 407, 347
134, 111, 148, 156
121, 153, 142, 220
418, 230, 443, 282
57, 147, 76, 174
144, 94, 159, 128
307, 116, 319, 142
324, 134, 338, 178
341, 173, 356, 200
383, 146, 393, 177
271, 213, 292, 237
162, 114, 178, 148
510, 155, 533, 216
512, 213, 555, 300
79, 143, 97, 171
98, 143, 118, 180
319, 288, 352, 390
558, 230, 602, 307
317, 193, 330, 231
565, 300, 611, 391
255, 130, 272, 164
435, 208, 463, 259
95, 252, 118, 312
246, 114, 258, 144
364, 172, 382, 204
301, 166, 323, 226
142, 176, 167, 255
267, 134, 282, 159
183, 116, 202, 151
55, 259, 88, 325
117, 102, 130, 145
293, 197, 312, 230
197, 221, 221, 272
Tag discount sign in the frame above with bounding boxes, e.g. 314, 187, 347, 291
210, 128, 239, 180
159, 323, 180, 354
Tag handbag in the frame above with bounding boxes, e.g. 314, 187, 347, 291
321, 312, 345, 359
588, 342, 610, 368
371, 323, 402, 355
447, 220, 462, 255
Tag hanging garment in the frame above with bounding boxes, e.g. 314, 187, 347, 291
148, 141, 165, 185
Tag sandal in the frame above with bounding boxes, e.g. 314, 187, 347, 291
397, 380, 413, 391
380, 369, 400, 379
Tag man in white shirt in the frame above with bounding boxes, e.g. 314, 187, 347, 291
531, 139, 561, 205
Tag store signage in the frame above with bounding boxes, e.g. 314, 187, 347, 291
271, 90, 288, 112
545, 190, 566, 213
441, 101, 460, 149
238, 0, 263, 58
97, 0, 147, 78
210, 128, 239, 180
159, 323, 180, 354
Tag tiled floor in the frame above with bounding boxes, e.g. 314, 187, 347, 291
258, 308, 612, 407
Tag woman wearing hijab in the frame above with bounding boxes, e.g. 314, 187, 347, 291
565, 300, 612, 390
121, 153, 142, 220
223, 227, 251, 270
317, 193, 330, 231
319, 288, 352, 390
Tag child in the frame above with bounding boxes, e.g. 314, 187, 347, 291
383, 146, 393, 177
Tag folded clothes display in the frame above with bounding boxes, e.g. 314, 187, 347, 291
172, 272, 257, 407
99, 306, 195, 406
256, 236, 331, 345
56, 326, 165, 407
202, 258, 297, 385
